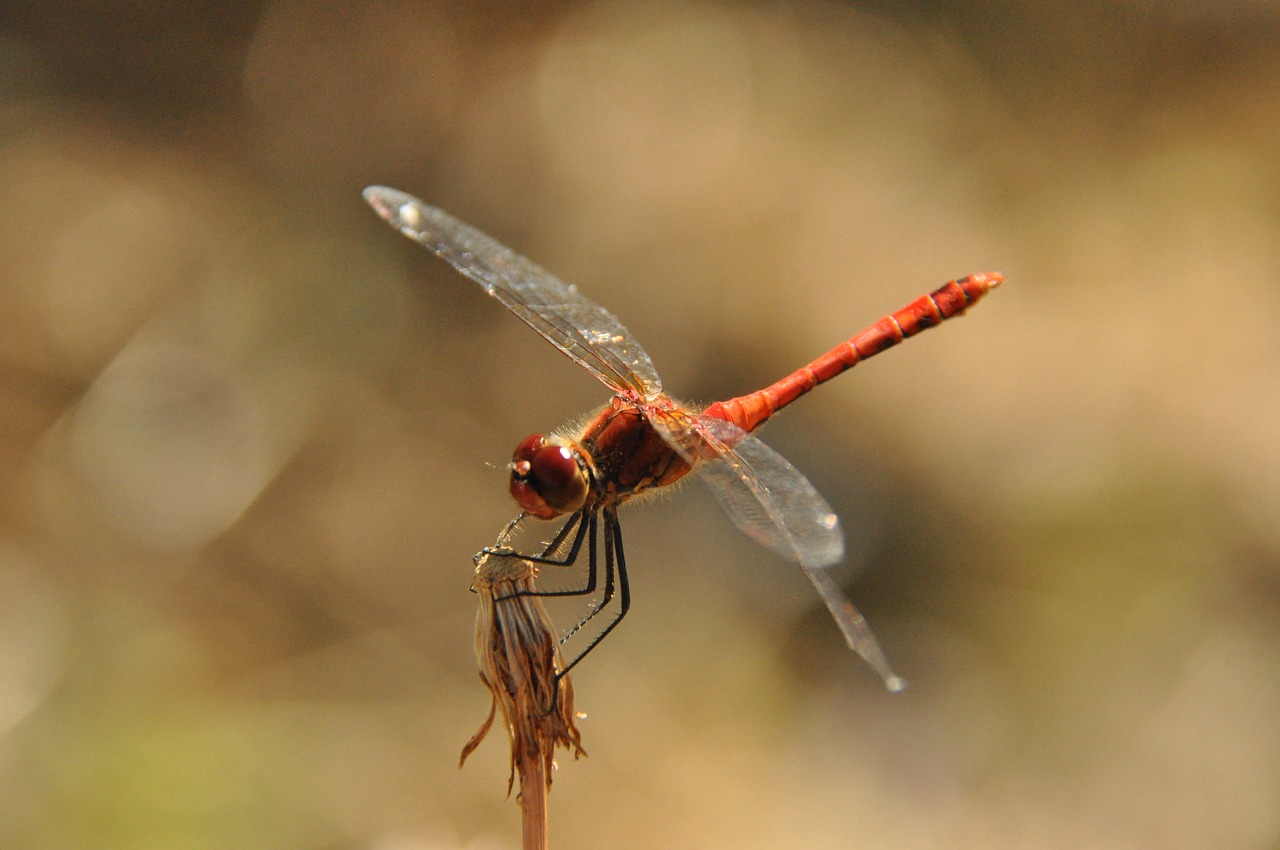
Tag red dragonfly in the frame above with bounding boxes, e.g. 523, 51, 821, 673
365, 186, 1001, 691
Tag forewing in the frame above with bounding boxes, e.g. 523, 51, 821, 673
365, 186, 662, 398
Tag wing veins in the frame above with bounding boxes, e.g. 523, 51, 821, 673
365, 187, 661, 398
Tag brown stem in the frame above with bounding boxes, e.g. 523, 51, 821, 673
520, 754, 549, 850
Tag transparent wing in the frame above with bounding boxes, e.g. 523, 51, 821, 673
649, 410, 903, 689
365, 186, 662, 399
650, 411, 844, 567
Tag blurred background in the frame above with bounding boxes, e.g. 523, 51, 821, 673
2, 1, 1278, 848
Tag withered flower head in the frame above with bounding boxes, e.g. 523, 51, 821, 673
461, 550, 585, 797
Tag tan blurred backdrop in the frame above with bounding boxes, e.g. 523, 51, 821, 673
2, 2, 1278, 848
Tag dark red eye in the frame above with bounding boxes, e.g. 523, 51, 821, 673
512, 434, 546, 467
509, 435, 588, 518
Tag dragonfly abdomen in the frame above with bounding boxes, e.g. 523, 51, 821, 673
704, 272, 1003, 434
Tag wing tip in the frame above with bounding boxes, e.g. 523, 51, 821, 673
363, 185, 419, 224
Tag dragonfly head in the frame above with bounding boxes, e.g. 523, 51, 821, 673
509, 434, 589, 520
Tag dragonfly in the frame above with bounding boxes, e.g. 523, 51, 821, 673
365, 186, 1002, 691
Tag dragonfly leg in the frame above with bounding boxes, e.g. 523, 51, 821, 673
482, 508, 632, 679
480, 510, 588, 569
534, 510, 589, 565
559, 513, 610, 641
491, 511, 609, 608
508, 511, 603, 600
556, 507, 630, 680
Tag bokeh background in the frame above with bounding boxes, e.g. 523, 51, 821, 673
2, 2, 1278, 848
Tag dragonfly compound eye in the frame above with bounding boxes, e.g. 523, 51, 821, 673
509, 435, 588, 518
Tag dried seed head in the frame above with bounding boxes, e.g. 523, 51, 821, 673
462, 550, 585, 796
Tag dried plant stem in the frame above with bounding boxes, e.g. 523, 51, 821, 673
520, 757, 549, 850
462, 552, 584, 850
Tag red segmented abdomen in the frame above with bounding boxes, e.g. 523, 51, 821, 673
703, 272, 1003, 433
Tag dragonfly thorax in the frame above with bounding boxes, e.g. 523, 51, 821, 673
509, 433, 590, 519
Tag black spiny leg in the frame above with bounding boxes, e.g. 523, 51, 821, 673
486, 510, 607, 605
560, 511, 611, 641
484, 509, 589, 568
557, 506, 630, 680
521, 510, 600, 600
478, 507, 633, 678
482, 510, 594, 591
535, 510, 590, 566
